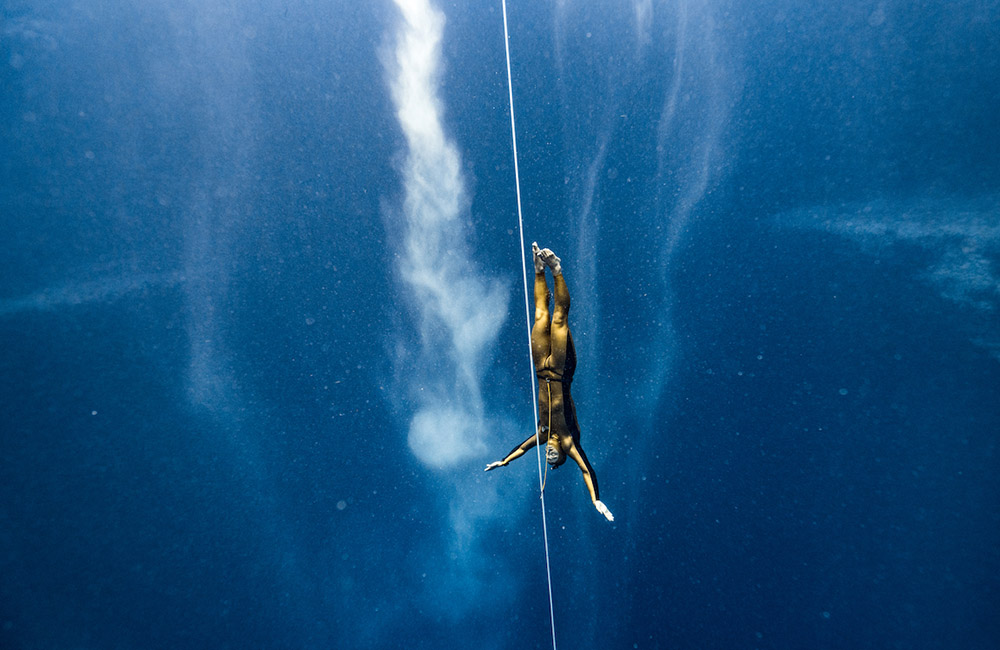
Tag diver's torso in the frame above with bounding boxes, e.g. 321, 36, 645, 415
537, 371, 579, 442
535, 330, 579, 439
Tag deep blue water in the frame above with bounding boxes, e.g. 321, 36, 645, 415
2, 1, 998, 648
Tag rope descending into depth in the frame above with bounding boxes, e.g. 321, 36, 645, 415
501, 2, 557, 649
541, 379, 552, 492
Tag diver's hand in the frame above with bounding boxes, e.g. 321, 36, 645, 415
594, 500, 614, 521
484, 461, 506, 472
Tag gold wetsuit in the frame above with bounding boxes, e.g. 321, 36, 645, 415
495, 268, 601, 504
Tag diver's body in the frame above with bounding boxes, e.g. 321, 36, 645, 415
485, 243, 613, 522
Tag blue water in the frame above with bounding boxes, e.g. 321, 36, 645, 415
2, 1, 998, 648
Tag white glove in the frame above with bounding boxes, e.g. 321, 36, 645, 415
594, 500, 614, 521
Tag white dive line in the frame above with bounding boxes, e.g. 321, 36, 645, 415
501, 2, 558, 649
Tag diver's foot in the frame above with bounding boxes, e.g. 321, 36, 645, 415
539, 248, 562, 275
532, 242, 545, 274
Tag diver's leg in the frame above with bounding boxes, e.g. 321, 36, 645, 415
531, 247, 552, 371
548, 272, 571, 371
533, 269, 551, 324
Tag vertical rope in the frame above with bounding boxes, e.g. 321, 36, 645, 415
501, 2, 557, 649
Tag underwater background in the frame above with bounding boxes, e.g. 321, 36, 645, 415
2, 0, 998, 648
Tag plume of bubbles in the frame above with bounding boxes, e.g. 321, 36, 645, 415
384, 0, 509, 468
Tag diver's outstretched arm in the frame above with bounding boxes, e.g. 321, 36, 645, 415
485, 432, 541, 471
566, 442, 613, 521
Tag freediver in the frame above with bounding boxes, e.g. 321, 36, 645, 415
485, 243, 614, 522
